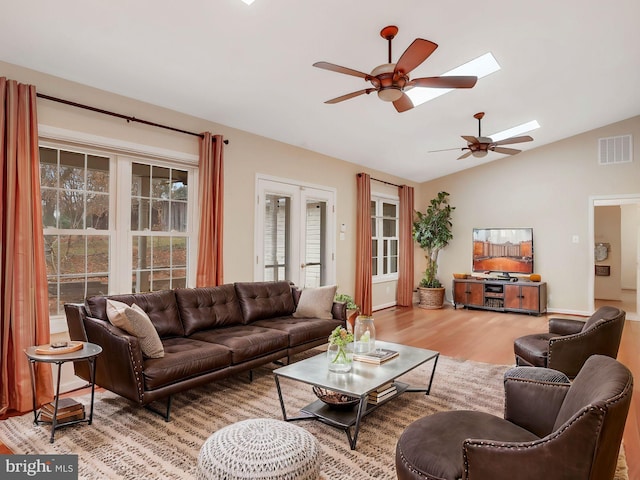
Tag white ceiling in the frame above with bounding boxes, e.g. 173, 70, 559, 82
2, 0, 639, 182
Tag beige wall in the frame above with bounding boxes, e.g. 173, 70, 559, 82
3, 61, 639, 316
419, 115, 640, 314
1, 61, 418, 309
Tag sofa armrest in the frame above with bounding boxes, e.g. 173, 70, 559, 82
65, 304, 146, 405
548, 317, 584, 335
332, 301, 347, 322
504, 373, 570, 438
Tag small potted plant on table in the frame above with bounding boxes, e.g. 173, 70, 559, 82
413, 191, 455, 309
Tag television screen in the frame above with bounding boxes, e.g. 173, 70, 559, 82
472, 228, 534, 275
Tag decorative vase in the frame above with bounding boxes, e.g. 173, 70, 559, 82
354, 315, 376, 354
327, 342, 354, 373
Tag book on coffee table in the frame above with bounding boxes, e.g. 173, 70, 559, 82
353, 348, 399, 365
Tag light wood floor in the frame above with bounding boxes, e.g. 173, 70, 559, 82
374, 304, 640, 480
2, 305, 638, 479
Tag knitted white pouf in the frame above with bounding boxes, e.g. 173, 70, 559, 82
196, 418, 321, 480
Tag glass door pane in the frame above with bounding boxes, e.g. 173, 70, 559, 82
263, 194, 291, 281
303, 200, 326, 288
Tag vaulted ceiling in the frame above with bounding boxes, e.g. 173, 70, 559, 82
2, 0, 639, 182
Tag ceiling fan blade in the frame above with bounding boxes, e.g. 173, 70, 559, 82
493, 135, 534, 146
409, 76, 478, 89
394, 39, 438, 75
428, 147, 463, 153
457, 151, 473, 160
313, 61, 370, 79
393, 93, 414, 113
324, 89, 375, 104
492, 146, 522, 155
461, 135, 479, 144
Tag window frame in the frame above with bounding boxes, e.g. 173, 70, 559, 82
39, 131, 199, 331
371, 193, 400, 283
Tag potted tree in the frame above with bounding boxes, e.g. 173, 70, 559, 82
413, 191, 455, 309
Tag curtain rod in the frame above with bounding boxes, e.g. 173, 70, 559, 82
36, 93, 229, 144
358, 173, 402, 188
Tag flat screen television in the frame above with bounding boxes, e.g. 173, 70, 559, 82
472, 227, 534, 277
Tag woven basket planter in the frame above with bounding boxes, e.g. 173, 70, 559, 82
417, 287, 445, 310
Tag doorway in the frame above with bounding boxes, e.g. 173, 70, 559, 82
590, 195, 640, 321
255, 176, 336, 288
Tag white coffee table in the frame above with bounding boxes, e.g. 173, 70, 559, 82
273, 340, 439, 450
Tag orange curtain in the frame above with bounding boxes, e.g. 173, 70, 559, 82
355, 173, 372, 315
196, 132, 224, 287
0, 77, 53, 415
397, 185, 415, 306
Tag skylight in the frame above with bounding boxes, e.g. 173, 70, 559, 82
489, 120, 541, 142
405, 52, 501, 107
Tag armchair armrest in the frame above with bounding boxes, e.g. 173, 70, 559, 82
463, 428, 594, 480
548, 318, 625, 378
504, 372, 569, 437
548, 317, 584, 335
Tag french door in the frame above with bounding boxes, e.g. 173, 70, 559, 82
255, 177, 335, 288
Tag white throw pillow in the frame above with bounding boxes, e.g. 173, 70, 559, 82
293, 285, 337, 320
106, 299, 165, 358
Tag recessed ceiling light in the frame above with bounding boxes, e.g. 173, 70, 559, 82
405, 52, 500, 107
240, 0, 255, 4
489, 120, 541, 142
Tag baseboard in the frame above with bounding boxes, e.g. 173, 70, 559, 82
373, 301, 397, 311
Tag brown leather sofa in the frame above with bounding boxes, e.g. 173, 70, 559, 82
64, 281, 346, 420
396, 355, 633, 480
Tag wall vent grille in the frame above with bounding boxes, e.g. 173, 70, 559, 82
599, 135, 632, 165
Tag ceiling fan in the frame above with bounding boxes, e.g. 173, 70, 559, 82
313, 25, 478, 113
432, 112, 534, 160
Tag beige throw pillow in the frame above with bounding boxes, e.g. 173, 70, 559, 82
293, 285, 337, 320
106, 299, 165, 358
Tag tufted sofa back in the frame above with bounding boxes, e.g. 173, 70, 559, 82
175, 284, 244, 335
85, 289, 184, 338
234, 281, 296, 323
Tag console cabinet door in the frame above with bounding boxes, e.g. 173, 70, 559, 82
454, 281, 484, 307
505, 285, 540, 312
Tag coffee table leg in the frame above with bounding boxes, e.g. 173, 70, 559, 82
406, 353, 440, 395
274, 375, 289, 420
346, 395, 368, 450
425, 354, 439, 395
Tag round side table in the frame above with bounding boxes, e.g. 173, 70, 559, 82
24, 342, 102, 443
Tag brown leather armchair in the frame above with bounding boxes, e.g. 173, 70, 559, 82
513, 305, 625, 378
395, 355, 632, 480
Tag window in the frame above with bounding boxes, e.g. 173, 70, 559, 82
130, 163, 189, 292
371, 196, 399, 281
41, 147, 111, 317
41, 143, 196, 318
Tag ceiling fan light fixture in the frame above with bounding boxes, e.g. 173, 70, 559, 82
472, 150, 488, 158
377, 87, 403, 102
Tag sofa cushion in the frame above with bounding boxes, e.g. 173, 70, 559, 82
86, 290, 184, 338
190, 325, 289, 364
234, 281, 296, 324
253, 317, 343, 347
292, 285, 337, 320
175, 284, 244, 336
142, 338, 232, 391
106, 300, 165, 358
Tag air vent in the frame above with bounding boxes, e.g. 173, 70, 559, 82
599, 135, 632, 165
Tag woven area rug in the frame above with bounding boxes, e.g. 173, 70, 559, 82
0, 352, 628, 479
